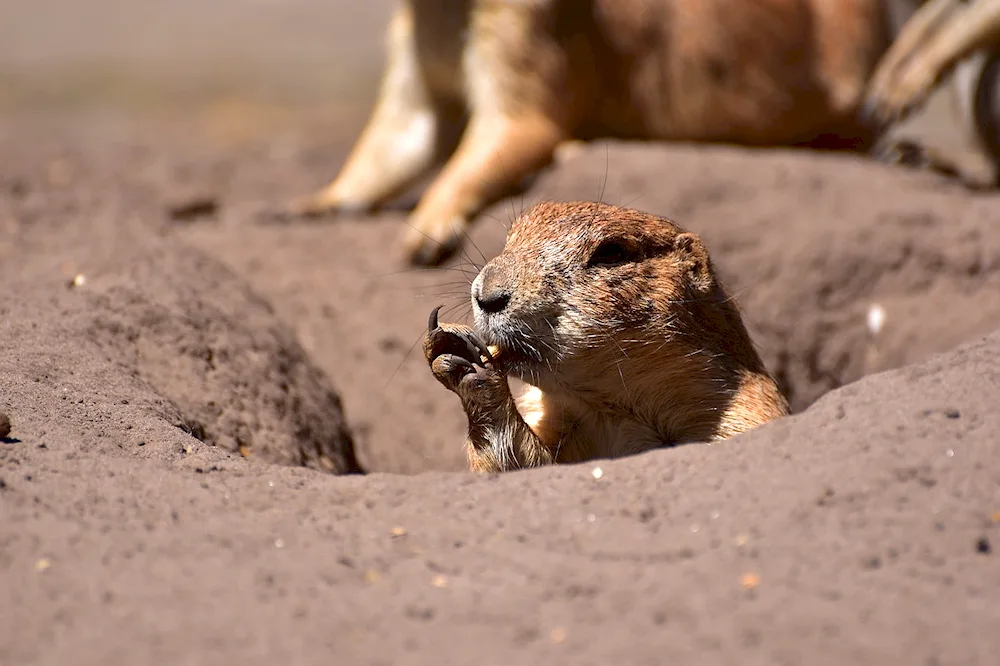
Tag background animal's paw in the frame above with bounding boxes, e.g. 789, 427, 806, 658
862, 68, 937, 130
402, 216, 464, 266
423, 306, 496, 393
872, 137, 936, 168
269, 191, 371, 222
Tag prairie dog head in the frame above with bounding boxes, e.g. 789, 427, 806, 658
471, 201, 779, 430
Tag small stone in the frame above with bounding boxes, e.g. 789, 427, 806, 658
975, 536, 991, 555
167, 196, 219, 223
431, 575, 448, 588
390, 526, 408, 538
591, 466, 604, 480
866, 303, 886, 336
35, 558, 51, 572
741, 573, 760, 590
0, 411, 10, 439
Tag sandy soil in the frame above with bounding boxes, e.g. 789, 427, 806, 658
2, 1, 1000, 664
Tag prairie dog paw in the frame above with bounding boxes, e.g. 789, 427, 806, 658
423, 306, 500, 394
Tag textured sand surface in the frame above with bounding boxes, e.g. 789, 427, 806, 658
1, 1, 999, 664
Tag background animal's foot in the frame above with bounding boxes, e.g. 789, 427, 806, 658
872, 137, 945, 170
272, 190, 372, 222
423, 306, 501, 400
873, 135, 998, 189
402, 214, 465, 266
862, 68, 938, 130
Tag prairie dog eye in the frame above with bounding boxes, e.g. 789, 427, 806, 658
588, 239, 639, 267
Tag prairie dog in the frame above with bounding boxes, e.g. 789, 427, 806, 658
423, 201, 789, 474
289, 0, 894, 266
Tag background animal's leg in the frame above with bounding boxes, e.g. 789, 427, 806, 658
869, 0, 963, 103
866, 0, 1000, 126
401, 111, 564, 265
424, 317, 554, 472
288, 5, 450, 217
400, 3, 570, 266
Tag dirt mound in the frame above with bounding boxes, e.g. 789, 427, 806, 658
2, 114, 999, 665
3, 0, 1000, 660
3, 318, 997, 666
0, 238, 361, 475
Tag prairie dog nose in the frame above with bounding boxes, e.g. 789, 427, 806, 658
473, 266, 512, 314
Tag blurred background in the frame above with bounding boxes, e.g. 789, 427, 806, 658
0, 0, 400, 144
0, 0, 974, 153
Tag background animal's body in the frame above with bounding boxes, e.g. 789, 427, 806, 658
291, 0, 998, 265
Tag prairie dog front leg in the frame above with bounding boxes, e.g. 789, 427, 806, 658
423, 307, 553, 473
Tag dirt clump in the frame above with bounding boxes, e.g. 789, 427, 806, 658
0, 237, 361, 475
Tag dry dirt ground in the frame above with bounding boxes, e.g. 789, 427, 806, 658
2, 2, 1000, 665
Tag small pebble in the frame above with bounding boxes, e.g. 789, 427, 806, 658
976, 536, 991, 555
591, 466, 603, 480
167, 195, 219, 222
741, 573, 760, 590
867, 303, 886, 336
34, 558, 51, 572
390, 526, 408, 538
0, 411, 10, 439
431, 575, 448, 588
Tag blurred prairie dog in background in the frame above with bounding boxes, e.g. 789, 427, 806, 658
289, 0, 999, 266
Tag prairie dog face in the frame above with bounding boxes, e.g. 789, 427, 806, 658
470, 201, 727, 401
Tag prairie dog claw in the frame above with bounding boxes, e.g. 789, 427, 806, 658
425, 305, 495, 366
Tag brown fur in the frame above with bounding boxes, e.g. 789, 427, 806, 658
288, 0, 998, 266
289, 0, 896, 266
423, 201, 789, 474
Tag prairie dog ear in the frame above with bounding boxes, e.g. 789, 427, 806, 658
674, 232, 714, 293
